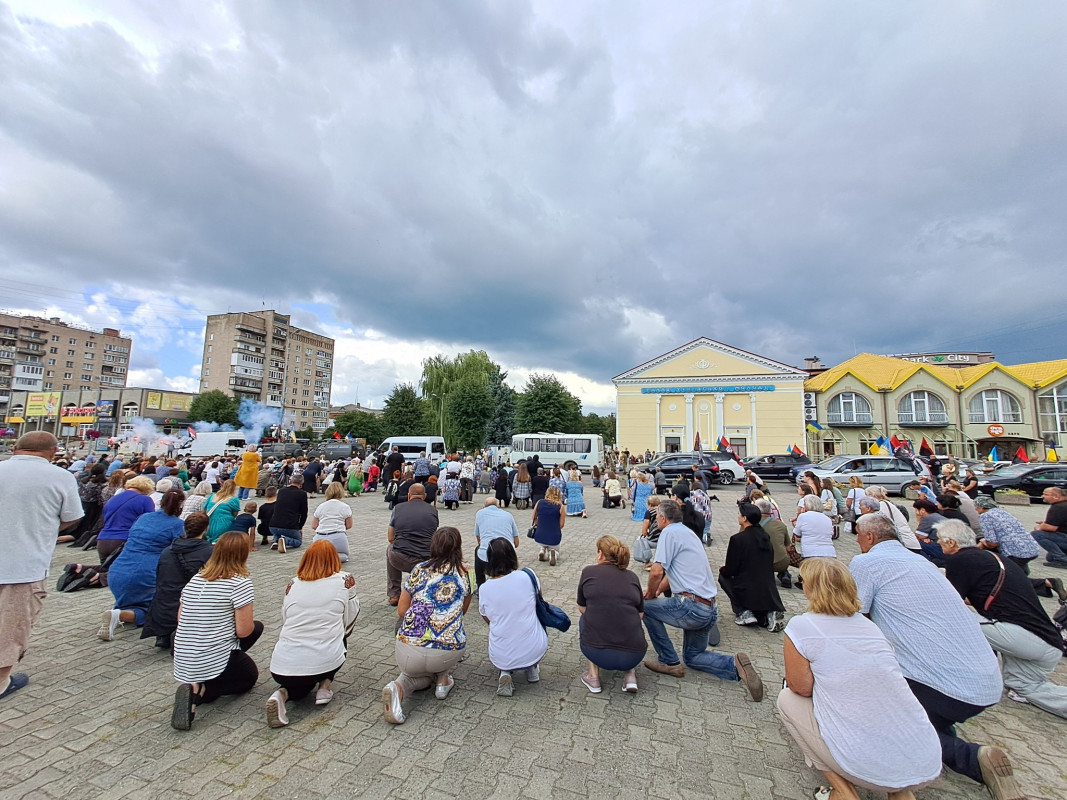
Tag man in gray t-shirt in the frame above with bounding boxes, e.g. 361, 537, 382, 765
641, 500, 763, 702
0, 432, 83, 700
385, 484, 439, 605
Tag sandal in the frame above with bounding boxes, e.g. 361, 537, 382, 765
56, 564, 78, 592
580, 674, 602, 694
63, 567, 99, 592
812, 787, 832, 800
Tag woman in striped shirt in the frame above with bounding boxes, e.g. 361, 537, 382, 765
171, 531, 263, 730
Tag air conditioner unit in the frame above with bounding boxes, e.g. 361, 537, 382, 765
804, 407, 818, 422
803, 392, 817, 408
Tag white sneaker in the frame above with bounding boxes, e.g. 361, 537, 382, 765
314, 688, 334, 705
435, 677, 455, 699
98, 609, 122, 641
266, 690, 289, 727
734, 610, 758, 627
497, 671, 514, 697
382, 681, 405, 724
277, 538, 286, 554
1006, 688, 1030, 704
525, 665, 540, 683
766, 612, 785, 633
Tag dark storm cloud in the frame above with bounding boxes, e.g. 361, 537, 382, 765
1, 0, 1065, 385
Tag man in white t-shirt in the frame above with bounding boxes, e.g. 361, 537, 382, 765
641, 500, 763, 701
0, 432, 84, 700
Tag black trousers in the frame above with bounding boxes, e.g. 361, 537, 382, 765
475, 554, 488, 587
271, 667, 340, 701
906, 678, 988, 784
201, 621, 263, 703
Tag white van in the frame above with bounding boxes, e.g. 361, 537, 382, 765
177, 431, 247, 459
377, 436, 447, 464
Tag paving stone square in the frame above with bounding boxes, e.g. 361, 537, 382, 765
2, 483, 1065, 799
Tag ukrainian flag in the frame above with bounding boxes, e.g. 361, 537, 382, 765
806, 421, 824, 435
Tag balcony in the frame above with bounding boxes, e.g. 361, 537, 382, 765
897, 411, 950, 427
17, 331, 44, 342
968, 413, 1022, 425
826, 412, 874, 426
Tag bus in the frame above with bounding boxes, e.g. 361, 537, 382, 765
509, 433, 604, 474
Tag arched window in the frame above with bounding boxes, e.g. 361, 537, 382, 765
897, 391, 949, 425
121, 401, 139, 419
1038, 382, 1067, 435
826, 392, 873, 425
968, 389, 1022, 424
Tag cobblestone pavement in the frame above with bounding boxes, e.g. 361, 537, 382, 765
1, 482, 1065, 799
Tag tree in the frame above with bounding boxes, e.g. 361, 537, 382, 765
420, 350, 496, 446
580, 412, 617, 446
295, 427, 316, 442
188, 390, 240, 427
332, 410, 387, 447
382, 383, 430, 437
446, 373, 495, 451
485, 366, 518, 444
515, 374, 582, 433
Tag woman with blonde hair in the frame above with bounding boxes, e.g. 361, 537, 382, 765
171, 531, 263, 730
181, 480, 213, 520
234, 444, 261, 501
311, 482, 353, 562
532, 486, 566, 566
565, 469, 587, 518
778, 558, 940, 800
576, 536, 646, 693
844, 476, 865, 535
267, 540, 360, 727
204, 479, 241, 543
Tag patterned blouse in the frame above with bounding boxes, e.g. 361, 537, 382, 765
442, 477, 461, 502
397, 564, 471, 651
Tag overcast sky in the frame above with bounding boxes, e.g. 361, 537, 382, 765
2, 1, 1065, 414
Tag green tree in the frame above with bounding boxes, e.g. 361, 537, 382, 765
485, 366, 517, 444
579, 412, 617, 446
295, 427, 316, 442
332, 410, 387, 446
188, 390, 240, 427
515, 373, 582, 433
446, 373, 495, 451
382, 383, 430, 437
420, 350, 496, 445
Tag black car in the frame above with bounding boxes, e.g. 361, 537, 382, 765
742, 453, 813, 481
647, 452, 745, 485
975, 463, 1067, 500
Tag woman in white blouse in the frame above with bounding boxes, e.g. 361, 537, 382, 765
266, 540, 360, 727
312, 482, 353, 562
793, 495, 836, 559
778, 558, 940, 800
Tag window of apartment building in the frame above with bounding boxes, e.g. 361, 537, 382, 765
209, 333, 213, 340
306, 348, 312, 356
305, 368, 311, 375
206, 357, 211, 364
49, 347, 57, 354
64, 372, 72, 379
66, 361, 74, 368
46, 370, 54, 377
302, 389, 310, 396
81, 374, 92, 381
303, 379, 311, 386
69, 338, 77, 344
81, 385, 90, 390
84, 352, 94, 359
203, 369, 210, 376
62, 383, 70, 390
302, 400, 308, 406
86, 341, 94, 348
67, 349, 75, 356
47, 359, 55, 366
82, 364, 93, 371
51, 335, 59, 342
207, 345, 212, 352
44, 382, 52, 389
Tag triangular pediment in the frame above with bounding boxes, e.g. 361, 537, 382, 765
613, 338, 807, 383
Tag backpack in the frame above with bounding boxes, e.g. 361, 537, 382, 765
1053, 604, 1067, 652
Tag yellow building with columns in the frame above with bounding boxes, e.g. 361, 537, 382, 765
612, 338, 808, 458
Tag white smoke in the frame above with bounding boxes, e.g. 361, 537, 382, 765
192, 420, 236, 433
238, 399, 282, 444
116, 416, 187, 454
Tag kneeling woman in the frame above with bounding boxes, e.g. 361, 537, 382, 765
171, 531, 263, 730
383, 527, 472, 724
141, 512, 214, 650
576, 536, 647, 693
478, 538, 549, 697
266, 540, 360, 727
778, 558, 940, 800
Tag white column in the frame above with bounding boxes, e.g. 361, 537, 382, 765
749, 392, 758, 456
684, 393, 694, 449
714, 393, 726, 443
655, 394, 662, 451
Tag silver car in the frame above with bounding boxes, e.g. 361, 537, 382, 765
801, 455, 931, 495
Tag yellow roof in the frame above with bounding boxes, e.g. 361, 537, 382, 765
1006, 359, 1067, 388
803, 353, 1067, 393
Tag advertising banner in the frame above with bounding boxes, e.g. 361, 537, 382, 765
146, 392, 162, 410
161, 393, 192, 412
61, 406, 98, 423
26, 392, 62, 417
96, 400, 115, 417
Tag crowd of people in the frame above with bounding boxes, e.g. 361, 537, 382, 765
3, 432, 1066, 800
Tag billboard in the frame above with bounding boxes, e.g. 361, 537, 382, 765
26, 392, 62, 417
146, 392, 193, 412
61, 406, 98, 423
96, 400, 115, 417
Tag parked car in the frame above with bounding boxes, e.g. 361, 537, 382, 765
975, 463, 1067, 501
647, 451, 745, 485
742, 453, 813, 481
790, 455, 931, 495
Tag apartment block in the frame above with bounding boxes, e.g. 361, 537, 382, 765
0, 312, 131, 420
199, 310, 334, 433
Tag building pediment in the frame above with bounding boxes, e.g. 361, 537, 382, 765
613, 338, 807, 385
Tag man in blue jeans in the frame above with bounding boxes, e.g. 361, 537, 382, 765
269, 474, 308, 553
1031, 486, 1067, 569
641, 499, 764, 701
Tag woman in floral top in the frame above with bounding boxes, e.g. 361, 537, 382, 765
441, 475, 462, 510
382, 526, 472, 725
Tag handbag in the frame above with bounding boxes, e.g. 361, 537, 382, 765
522, 568, 571, 632
527, 525, 537, 539
632, 535, 652, 564
786, 542, 803, 568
